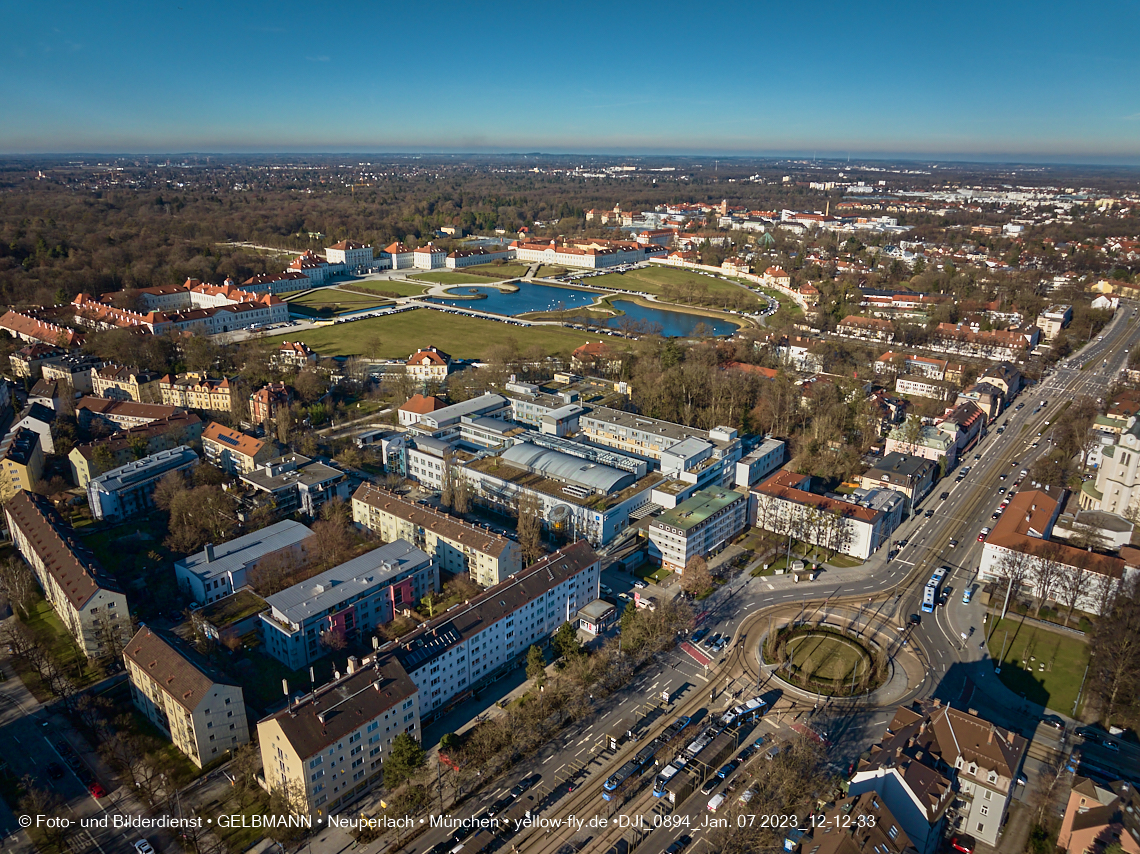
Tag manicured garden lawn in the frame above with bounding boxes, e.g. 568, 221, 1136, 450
588, 266, 763, 308
448, 262, 532, 279
341, 280, 431, 296
536, 265, 568, 278
288, 289, 387, 314
986, 616, 1089, 714
265, 308, 597, 359
407, 271, 495, 286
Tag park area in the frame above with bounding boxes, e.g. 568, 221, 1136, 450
266, 308, 597, 359
410, 262, 531, 283
587, 266, 763, 307
339, 279, 431, 297
986, 616, 1089, 715
287, 288, 387, 316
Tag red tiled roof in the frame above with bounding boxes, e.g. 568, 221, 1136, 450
754, 470, 879, 522
202, 422, 266, 459
399, 393, 447, 415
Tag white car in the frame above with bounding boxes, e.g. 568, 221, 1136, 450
707, 793, 727, 812
134, 842, 155, 854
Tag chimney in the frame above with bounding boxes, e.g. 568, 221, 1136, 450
1006, 730, 1015, 745
347, 656, 360, 674
988, 729, 995, 744
205, 543, 215, 562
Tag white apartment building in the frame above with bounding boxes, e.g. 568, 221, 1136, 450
895, 373, 956, 401
258, 658, 420, 815
174, 520, 314, 605
87, 445, 200, 523
648, 487, 748, 573
382, 540, 599, 720
352, 483, 522, 587
260, 541, 438, 670
413, 244, 447, 269
325, 240, 374, 272
5, 491, 131, 659
734, 436, 787, 488
446, 245, 513, 267
849, 700, 1026, 853
751, 471, 903, 561
124, 627, 249, 768
384, 242, 415, 270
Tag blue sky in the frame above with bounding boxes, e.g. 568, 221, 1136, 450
2, 0, 1138, 162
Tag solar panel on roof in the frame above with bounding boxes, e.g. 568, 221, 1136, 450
217, 433, 241, 446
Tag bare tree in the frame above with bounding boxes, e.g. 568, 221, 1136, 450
681, 556, 713, 596
0, 556, 38, 618
516, 492, 545, 565
1055, 564, 1086, 627
1029, 544, 1065, 618
1087, 585, 1140, 728
995, 548, 1034, 618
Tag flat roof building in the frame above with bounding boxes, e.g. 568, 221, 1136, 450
260, 540, 437, 670
649, 487, 748, 573
239, 454, 349, 520
87, 445, 199, 523
175, 520, 314, 606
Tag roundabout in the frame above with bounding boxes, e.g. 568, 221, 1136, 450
763, 624, 887, 698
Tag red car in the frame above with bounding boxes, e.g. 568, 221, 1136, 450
87, 782, 106, 799
950, 835, 977, 854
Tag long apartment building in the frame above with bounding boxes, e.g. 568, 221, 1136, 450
159, 374, 238, 414
258, 657, 420, 816
175, 520, 314, 606
87, 446, 200, 523
351, 483, 521, 587
260, 541, 438, 670
380, 540, 599, 721
5, 491, 130, 658
124, 627, 250, 768
69, 412, 204, 487
648, 487, 748, 574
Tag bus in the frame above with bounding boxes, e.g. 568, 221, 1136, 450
921, 566, 950, 613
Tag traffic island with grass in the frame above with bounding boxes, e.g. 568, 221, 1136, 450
763, 624, 888, 697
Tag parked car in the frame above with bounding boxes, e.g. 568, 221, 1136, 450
716, 760, 739, 780
701, 776, 720, 795
707, 793, 727, 812
46, 762, 64, 780
510, 774, 541, 798
632, 580, 647, 589
950, 834, 977, 853
87, 782, 107, 799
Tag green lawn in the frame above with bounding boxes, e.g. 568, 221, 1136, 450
340, 280, 431, 296
288, 289, 387, 315
987, 617, 1089, 715
407, 271, 497, 286
536, 265, 569, 278
80, 518, 181, 620
425, 262, 531, 280
266, 308, 598, 359
588, 266, 764, 309
15, 598, 104, 697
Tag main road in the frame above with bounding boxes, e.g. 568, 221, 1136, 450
392, 304, 1140, 854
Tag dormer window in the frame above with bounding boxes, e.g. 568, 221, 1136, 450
987, 771, 997, 784
968, 763, 978, 775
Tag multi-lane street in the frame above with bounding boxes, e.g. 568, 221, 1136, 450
395, 303, 1140, 854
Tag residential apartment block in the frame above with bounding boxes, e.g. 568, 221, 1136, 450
648, 487, 748, 573
848, 700, 1027, 852
90, 364, 163, 403
0, 427, 44, 501
159, 374, 237, 414
202, 422, 274, 475
380, 540, 600, 720
260, 541, 438, 670
124, 627, 249, 768
239, 454, 349, 520
248, 383, 292, 425
8, 343, 65, 379
258, 657, 420, 815
751, 471, 903, 561
5, 491, 130, 658
87, 446, 200, 523
351, 483, 521, 587
69, 412, 204, 487
1058, 776, 1140, 854
40, 353, 104, 393
859, 452, 936, 513
76, 397, 183, 431
895, 374, 956, 401
175, 520, 314, 606
980, 490, 1130, 616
